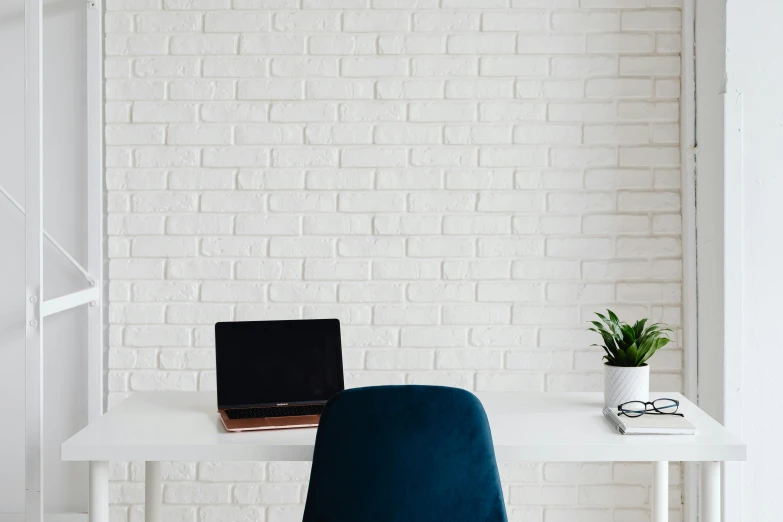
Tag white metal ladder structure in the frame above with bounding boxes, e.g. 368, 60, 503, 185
12, 0, 105, 521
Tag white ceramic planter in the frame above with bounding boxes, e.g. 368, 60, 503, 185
604, 364, 649, 409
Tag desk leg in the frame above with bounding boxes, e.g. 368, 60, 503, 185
701, 461, 721, 522
89, 462, 108, 522
145, 462, 163, 522
653, 461, 668, 522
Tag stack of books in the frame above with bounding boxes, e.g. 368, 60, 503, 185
602, 407, 696, 435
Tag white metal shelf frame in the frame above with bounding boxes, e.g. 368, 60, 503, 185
13, 0, 105, 521
0, 186, 100, 316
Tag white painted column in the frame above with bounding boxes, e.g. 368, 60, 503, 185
24, 0, 44, 519
86, 0, 105, 425
652, 461, 669, 522
701, 461, 721, 522
89, 462, 109, 522
145, 462, 163, 522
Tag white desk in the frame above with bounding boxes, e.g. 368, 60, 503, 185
62, 391, 745, 522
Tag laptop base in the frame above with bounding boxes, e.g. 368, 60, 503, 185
219, 409, 320, 432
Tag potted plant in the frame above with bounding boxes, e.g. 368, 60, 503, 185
589, 310, 672, 408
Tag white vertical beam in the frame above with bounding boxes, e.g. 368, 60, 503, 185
89, 462, 109, 522
24, 0, 44, 520
722, 90, 744, 522
86, 5, 106, 521
680, 1, 697, 519
145, 463, 163, 522
86, 0, 105, 423
680, 0, 697, 416
694, 0, 729, 520
701, 462, 721, 522
652, 461, 669, 522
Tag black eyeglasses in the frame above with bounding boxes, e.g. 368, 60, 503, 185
618, 398, 682, 417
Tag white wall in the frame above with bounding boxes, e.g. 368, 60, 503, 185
104, 1, 685, 520
725, 1, 783, 520
0, 0, 89, 515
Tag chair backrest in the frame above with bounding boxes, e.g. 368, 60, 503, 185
303, 385, 508, 522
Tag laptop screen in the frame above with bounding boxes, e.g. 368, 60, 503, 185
215, 319, 344, 408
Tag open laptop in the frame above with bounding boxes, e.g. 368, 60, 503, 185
215, 319, 344, 432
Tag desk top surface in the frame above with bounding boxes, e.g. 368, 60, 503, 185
62, 391, 745, 462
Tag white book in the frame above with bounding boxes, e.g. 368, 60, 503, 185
602, 407, 696, 435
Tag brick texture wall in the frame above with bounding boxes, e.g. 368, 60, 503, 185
104, 0, 683, 520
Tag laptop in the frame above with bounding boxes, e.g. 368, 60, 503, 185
215, 319, 344, 432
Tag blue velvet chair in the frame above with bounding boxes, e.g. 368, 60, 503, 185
302, 385, 508, 522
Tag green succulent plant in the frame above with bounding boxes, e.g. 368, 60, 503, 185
589, 309, 672, 367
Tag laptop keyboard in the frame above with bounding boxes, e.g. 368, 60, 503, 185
225, 404, 324, 420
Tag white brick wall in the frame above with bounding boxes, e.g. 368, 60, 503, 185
105, 0, 683, 520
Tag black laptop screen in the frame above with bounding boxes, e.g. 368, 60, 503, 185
215, 319, 344, 408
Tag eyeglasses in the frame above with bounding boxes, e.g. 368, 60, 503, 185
618, 398, 682, 418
